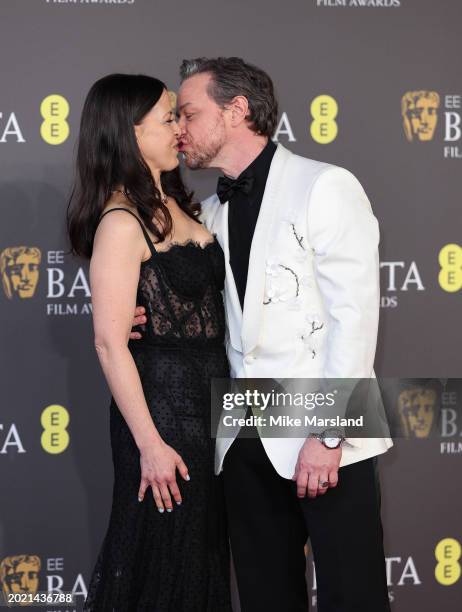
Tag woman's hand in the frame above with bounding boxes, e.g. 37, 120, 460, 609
129, 306, 146, 340
138, 440, 190, 512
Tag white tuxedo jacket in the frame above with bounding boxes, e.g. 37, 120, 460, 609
200, 144, 393, 479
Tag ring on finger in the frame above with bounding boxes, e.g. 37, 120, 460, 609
318, 480, 330, 488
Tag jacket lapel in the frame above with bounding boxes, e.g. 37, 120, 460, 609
208, 198, 243, 351
241, 144, 291, 354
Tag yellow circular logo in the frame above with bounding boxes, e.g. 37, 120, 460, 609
435, 538, 461, 585
40, 404, 70, 454
168, 90, 177, 110
310, 95, 338, 144
40, 95, 70, 145
438, 243, 462, 292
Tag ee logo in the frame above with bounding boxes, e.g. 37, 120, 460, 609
438, 243, 462, 292
310, 95, 338, 144
41, 404, 70, 454
40, 95, 69, 145
435, 538, 461, 585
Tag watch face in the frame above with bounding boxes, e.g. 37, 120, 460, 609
324, 437, 341, 449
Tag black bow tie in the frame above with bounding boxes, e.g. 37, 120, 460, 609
216, 173, 254, 204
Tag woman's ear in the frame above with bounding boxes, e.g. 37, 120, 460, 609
134, 123, 143, 143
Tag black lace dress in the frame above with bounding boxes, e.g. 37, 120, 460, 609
84, 208, 232, 611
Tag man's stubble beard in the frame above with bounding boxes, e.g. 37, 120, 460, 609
183, 116, 226, 170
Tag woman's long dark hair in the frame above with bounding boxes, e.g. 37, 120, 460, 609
67, 73, 199, 258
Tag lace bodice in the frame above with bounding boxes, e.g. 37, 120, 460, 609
98, 207, 227, 349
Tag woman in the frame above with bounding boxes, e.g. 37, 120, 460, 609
67, 74, 232, 611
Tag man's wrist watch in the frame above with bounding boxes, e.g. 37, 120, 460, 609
309, 428, 345, 449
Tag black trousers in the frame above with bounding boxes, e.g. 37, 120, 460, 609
223, 434, 391, 612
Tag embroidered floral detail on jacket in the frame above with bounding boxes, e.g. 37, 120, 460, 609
306, 313, 323, 331
279, 265, 299, 296
291, 223, 305, 250
264, 259, 300, 304
297, 313, 324, 358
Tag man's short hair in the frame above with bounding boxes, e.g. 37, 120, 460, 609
180, 57, 278, 139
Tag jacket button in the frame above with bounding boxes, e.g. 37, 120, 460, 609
244, 354, 256, 364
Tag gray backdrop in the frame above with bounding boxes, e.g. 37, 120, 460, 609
0, 0, 461, 610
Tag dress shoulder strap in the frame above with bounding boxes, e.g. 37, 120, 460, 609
98, 207, 157, 256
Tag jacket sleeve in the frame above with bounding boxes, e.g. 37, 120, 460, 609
306, 166, 380, 380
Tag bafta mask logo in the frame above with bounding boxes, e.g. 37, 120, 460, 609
401, 91, 440, 142
168, 90, 177, 110
0, 555, 41, 605
0, 247, 41, 299
398, 387, 436, 438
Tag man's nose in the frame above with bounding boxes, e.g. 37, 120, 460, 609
177, 115, 187, 133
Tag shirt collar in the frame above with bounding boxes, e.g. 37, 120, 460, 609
237, 139, 277, 192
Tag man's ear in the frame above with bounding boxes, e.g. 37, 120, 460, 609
229, 95, 250, 127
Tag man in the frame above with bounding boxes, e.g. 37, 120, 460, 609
132, 57, 392, 611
